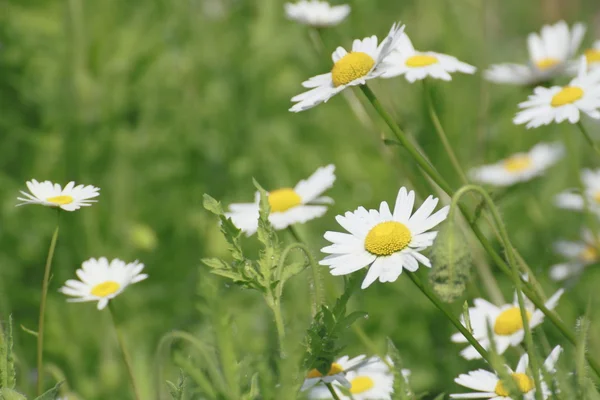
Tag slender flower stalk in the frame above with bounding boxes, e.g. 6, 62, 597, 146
326, 383, 342, 400
577, 121, 600, 158
108, 303, 142, 400
36, 211, 60, 396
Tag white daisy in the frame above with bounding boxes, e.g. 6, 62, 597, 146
284, 1, 350, 27
451, 289, 563, 360
550, 229, 599, 281
320, 187, 449, 289
226, 165, 335, 236
308, 356, 405, 400
17, 179, 100, 211
451, 346, 563, 399
555, 168, 600, 215
513, 57, 600, 128
289, 22, 405, 112
380, 33, 476, 82
301, 355, 370, 391
59, 257, 148, 310
469, 142, 564, 187
485, 21, 585, 85
585, 40, 600, 71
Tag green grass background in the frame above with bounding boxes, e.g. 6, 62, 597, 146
1, 0, 600, 398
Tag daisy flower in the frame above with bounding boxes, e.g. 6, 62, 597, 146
284, 1, 350, 27
469, 142, 564, 187
513, 57, 600, 128
301, 355, 370, 391
584, 40, 600, 70
451, 289, 563, 360
451, 346, 563, 399
289, 22, 405, 112
380, 33, 476, 82
485, 20, 585, 85
550, 229, 599, 281
555, 169, 600, 215
320, 187, 449, 289
17, 179, 100, 211
308, 356, 405, 400
226, 165, 335, 236
59, 257, 148, 310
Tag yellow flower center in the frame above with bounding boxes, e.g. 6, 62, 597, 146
46, 195, 74, 205
268, 188, 302, 213
551, 86, 584, 107
494, 307, 532, 336
503, 155, 532, 173
90, 281, 121, 297
306, 362, 344, 378
364, 221, 412, 256
585, 49, 600, 64
581, 245, 598, 263
536, 57, 560, 70
350, 376, 375, 394
495, 373, 535, 396
405, 55, 438, 67
593, 191, 600, 204
331, 52, 375, 87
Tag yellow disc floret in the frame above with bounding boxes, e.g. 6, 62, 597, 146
585, 49, 600, 64
503, 155, 532, 173
495, 373, 535, 396
350, 376, 375, 394
536, 57, 560, 70
551, 86, 584, 107
580, 245, 598, 263
494, 307, 532, 336
365, 221, 412, 256
46, 195, 74, 205
268, 188, 302, 213
91, 281, 121, 297
331, 52, 376, 87
306, 362, 344, 378
405, 55, 438, 67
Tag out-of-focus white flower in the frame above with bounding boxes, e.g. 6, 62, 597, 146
284, 1, 350, 27
550, 229, 599, 281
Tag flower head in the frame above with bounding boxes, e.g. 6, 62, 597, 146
555, 168, 600, 216
451, 346, 563, 399
284, 1, 350, 27
381, 33, 475, 82
584, 40, 600, 71
301, 355, 369, 392
320, 187, 449, 289
550, 229, 599, 281
451, 289, 563, 360
469, 142, 564, 187
513, 57, 600, 128
289, 22, 405, 112
17, 180, 100, 211
59, 257, 148, 310
227, 165, 335, 236
485, 21, 585, 85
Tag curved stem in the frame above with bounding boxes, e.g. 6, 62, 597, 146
108, 303, 142, 400
423, 80, 469, 184
267, 299, 286, 357
325, 383, 341, 400
577, 121, 600, 158
36, 214, 60, 395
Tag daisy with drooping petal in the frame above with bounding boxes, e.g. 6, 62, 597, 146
485, 20, 585, 85
451, 346, 562, 399
301, 355, 370, 391
320, 187, 449, 289
513, 57, 600, 128
550, 229, 599, 281
451, 289, 563, 360
469, 142, 564, 187
381, 33, 476, 82
289, 22, 405, 112
284, 0, 350, 27
17, 179, 100, 211
59, 257, 148, 310
226, 165, 335, 236
308, 356, 406, 400
555, 169, 600, 215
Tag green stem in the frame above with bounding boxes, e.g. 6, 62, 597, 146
577, 121, 600, 158
360, 83, 600, 378
405, 271, 491, 362
325, 383, 341, 400
108, 303, 142, 400
267, 299, 286, 357
423, 80, 469, 184
36, 215, 60, 396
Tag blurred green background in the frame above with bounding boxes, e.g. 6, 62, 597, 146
1, 0, 600, 398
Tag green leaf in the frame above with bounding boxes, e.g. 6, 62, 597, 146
387, 338, 412, 400
429, 222, 472, 302
253, 179, 281, 284
165, 370, 186, 400
33, 381, 63, 400
278, 261, 306, 284
432, 393, 446, 400
19, 324, 38, 338
0, 316, 16, 389
202, 194, 244, 262
0, 388, 27, 400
